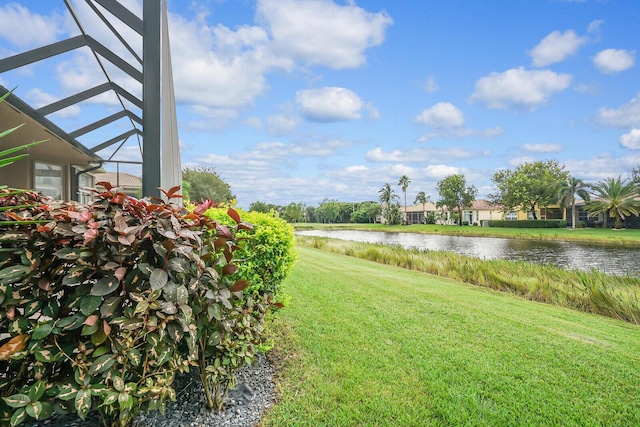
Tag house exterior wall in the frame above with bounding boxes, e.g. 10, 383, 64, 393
0, 97, 99, 200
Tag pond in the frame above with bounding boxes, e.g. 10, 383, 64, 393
296, 229, 640, 276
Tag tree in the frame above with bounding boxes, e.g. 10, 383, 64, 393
182, 166, 234, 203
316, 199, 340, 223
249, 201, 279, 213
632, 165, 640, 184
414, 191, 431, 224
398, 175, 411, 224
489, 160, 568, 219
283, 202, 305, 223
436, 174, 477, 226
351, 201, 382, 223
586, 176, 640, 229
378, 183, 401, 225
555, 176, 590, 229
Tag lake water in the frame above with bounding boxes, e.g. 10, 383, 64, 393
296, 229, 640, 276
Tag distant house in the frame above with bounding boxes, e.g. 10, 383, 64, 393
0, 86, 102, 202
93, 172, 142, 197
403, 199, 504, 226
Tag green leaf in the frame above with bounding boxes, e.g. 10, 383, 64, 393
132, 300, 149, 316
81, 322, 100, 336
126, 349, 142, 367
28, 380, 46, 401
147, 333, 160, 347
24, 300, 43, 317
25, 401, 43, 420
0, 265, 30, 284
112, 376, 125, 392
3, 394, 30, 408
54, 247, 83, 260
31, 323, 53, 340
89, 353, 115, 375
9, 407, 26, 427
75, 389, 92, 420
208, 303, 222, 321
176, 285, 188, 305
93, 345, 110, 358
57, 384, 79, 401
34, 348, 61, 363
150, 268, 168, 291
102, 391, 118, 406
91, 327, 108, 346
57, 314, 85, 330
80, 295, 103, 316
100, 297, 122, 318
90, 276, 120, 296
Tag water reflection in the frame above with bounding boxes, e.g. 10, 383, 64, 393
296, 229, 640, 276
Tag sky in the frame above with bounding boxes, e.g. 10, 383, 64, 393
0, 0, 639, 209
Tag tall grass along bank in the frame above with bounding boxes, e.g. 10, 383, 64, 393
262, 247, 640, 426
296, 236, 640, 324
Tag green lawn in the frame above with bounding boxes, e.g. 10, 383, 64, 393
261, 247, 640, 426
293, 222, 640, 245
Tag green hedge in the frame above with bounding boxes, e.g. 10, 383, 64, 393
488, 219, 567, 228
204, 208, 296, 303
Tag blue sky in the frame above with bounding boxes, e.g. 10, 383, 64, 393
1, 0, 639, 208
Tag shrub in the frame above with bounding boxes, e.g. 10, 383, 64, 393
488, 219, 566, 228
0, 186, 276, 426
203, 208, 296, 303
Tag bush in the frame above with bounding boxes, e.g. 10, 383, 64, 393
203, 208, 296, 303
0, 187, 277, 426
487, 220, 566, 228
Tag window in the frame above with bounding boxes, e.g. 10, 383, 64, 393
78, 172, 94, 204
34, 162, 64, 200
505, 211, 518, 220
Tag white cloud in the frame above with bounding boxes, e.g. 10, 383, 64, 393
266, 114, 300, 135
296, 87, 364, 122
366, 146, 481, 163
423, 77, 439, 93
469, 67, 572, 111
0, 3, 67, 48
593, 49, 635, 74
596, 93, 640, 128
414, 102, 465, 128
256, 0, 393, 69
620, 129, 640, 150
521, 143, 563, 153
529, 30, 588, 67
26, 88, 81, 119
508, 156, 535, 167
564, 154, 640, 181
588, 20, 603, 35
187, 106, 239, 130
424, 164, 459, 178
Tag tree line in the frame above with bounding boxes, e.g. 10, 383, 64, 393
182, 162, 640, 228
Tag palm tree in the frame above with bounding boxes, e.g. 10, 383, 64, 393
378, 183, 400, 224
413, 191, 431, 224
398, 175, 411, 224
556, 176, 590, 229
378, 183, 398, 204
586, 176, 640, 229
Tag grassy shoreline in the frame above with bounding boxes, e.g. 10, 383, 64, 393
262, 247, 640, 426
296, 235, 640, 324
293, 222, 640, 246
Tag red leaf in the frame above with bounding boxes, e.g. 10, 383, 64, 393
231, 280, 249, 292
227, 207, 241, 224
273, 302, 285, 309
95, 181, 113, 191
161, 185, 182, 200
223, 264, 238, 276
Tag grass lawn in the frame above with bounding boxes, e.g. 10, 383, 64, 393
293, 222, 640, 245
261, 247, 640, 427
